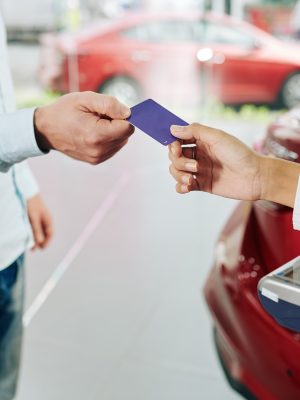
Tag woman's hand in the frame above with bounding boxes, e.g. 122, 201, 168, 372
168, 123, 265, 201
27, 194, 53, 250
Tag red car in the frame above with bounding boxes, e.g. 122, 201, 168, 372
39, 12, 300, 108
204, 107, 300, 399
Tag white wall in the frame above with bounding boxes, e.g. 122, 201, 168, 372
211, 0, 225, 14
211, 0, 254, 20
231, 0, 249, 19
0, 0, 57, 30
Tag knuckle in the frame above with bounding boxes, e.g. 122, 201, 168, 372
91, 147, 103, 159
102, 95, 115, 112
169, 164, 178, 179
176, 184, 182, 194
88, 157, 100, 166
107, 95, 117, 105
85, 131, 101, 147
69, 92, 82, 103
169, 164, 175, 176
82, 90, 93, 99
80, 91, 93, 105
190, 122, 200, 130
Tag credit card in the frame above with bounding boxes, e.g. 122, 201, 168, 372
127, 99, 188, 146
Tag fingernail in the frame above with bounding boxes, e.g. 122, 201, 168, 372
121, 107, 131, 118
185, 162, 197, 172
181, 185, 189, 193
182, 175, 190, 184
171, 125, 185, 134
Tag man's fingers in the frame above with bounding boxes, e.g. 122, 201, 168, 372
104, 138, 129, 160
91, 118, 134, 144
90, 138, 129, 164
82, 92, 131, 120
108, 119, 135, 141
42, 213, 54, 248
30, 217, 45, 248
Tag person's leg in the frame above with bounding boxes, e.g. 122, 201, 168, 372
0, 255, 25, 400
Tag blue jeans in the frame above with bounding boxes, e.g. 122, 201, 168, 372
0, 255, 25, 400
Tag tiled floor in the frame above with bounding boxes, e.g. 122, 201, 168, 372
15, 117, 265, 400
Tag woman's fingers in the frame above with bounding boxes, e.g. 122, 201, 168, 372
176, 182, 190, 194
169, 141, 182, 158
169, 148, 198, 173
169, 141, 197, 165
175, 177, 199, 194
170, 164, 200, 194
170, 125, 196, 144
171, 123, 222, 146
169, 164, 193, 185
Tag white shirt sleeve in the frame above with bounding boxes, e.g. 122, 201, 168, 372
0, 107, 45, 173
293, 175, 300, 230
14, 161, 39, 200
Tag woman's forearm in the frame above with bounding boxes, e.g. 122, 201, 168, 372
261, 156, 300, 208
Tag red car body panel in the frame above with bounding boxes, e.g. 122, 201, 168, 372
204, 201, 300, 399
39, 12, 300, 106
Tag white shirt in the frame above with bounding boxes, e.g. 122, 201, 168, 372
293, 176, 300, 230
0, 14, 44, 270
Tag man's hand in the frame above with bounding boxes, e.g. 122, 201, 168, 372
34, 92, 134, 164
27, 194, 53, 250
168, 123, 264, 202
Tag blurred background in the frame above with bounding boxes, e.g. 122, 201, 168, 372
1, 0, 300, 399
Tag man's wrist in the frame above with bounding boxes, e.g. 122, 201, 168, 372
34, 107, 52, 153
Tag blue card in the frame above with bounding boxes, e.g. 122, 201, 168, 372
127, 99, 188, 146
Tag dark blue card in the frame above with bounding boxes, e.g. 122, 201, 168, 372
127, 99, 188, 146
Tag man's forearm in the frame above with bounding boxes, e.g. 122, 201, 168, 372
261, 156, 300, 208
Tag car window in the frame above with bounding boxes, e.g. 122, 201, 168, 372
122, 20, 202, 43
121, 24, 150, 41
203, 22, 256, 47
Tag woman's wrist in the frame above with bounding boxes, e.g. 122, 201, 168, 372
259, 156, 300, 208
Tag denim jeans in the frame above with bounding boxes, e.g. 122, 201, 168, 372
0, 255, 25, 400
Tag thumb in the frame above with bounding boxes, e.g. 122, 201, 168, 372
170, 124, 194, 141
171, 123, 223, 145
83, 92, 131, 120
